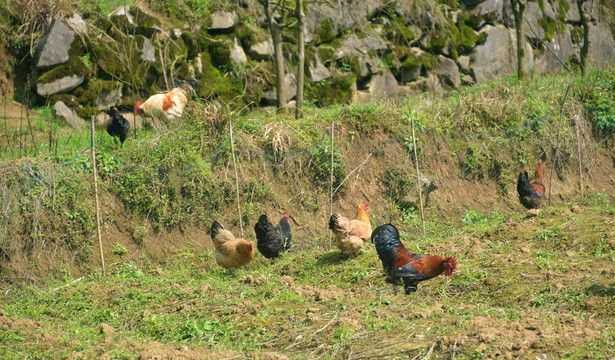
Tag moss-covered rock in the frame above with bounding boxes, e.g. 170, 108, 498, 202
571, 26, 584, 44
316, 19, 337, 44
306, 72, 356, 107
37, 58, 88, 85
193, 51, 241, 101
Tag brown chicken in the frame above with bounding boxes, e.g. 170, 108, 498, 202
210, 221, 254, 271
329, 201, 371, 256
517, 159, 545, 210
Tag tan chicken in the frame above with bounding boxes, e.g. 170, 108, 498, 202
329, 201, 371, 256
210, 221, 254, 271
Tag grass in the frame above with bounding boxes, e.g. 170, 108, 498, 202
0, 204, 613, 359
0, 69, 614, 358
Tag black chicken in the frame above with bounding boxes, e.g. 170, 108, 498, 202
106, 106, 130, 147
254, 214, 292, 259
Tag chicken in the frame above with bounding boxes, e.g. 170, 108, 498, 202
210, 221, 254, 271
329, 201, 371, 256
254, 214, 292, 259
134, 77, 199, 124
371, 224, 457, 294
105, 106, 130, 147
517, 159, 545, 210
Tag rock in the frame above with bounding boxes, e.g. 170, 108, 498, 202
34, 18, 77, 69
65, 13, 87, 36
53, 101, 84, 128
534, 26, 574, 74
433, 56, 461, 89
458, 55, 471, 74
308, 54, 331, 83
139, 37, 156, 62
95, 112, 107, 128
461, 74, 475, 85
262, 73, 297, 105
526, 209, 540, 217
400, 177, 438, 208
249, 39, 274, 60
587, 22, 615, 70
524, 2, 546, 40
333, 33, 387, 60
230, 38, 247, 64
96, 84, 122, 110
109, 6, 134, 24
469, 0, 513, 28
209, 11, 237, 32
171, 28, 182, 40
367, 68, 400, 98
470, 25, 534, 84
305, 0, 381, 34
566, 0, 581, 22
37, 75, 85, 97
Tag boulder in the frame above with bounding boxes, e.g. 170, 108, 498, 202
534, 26, 575, 74
433, 56, 461, 89
262, 73, 297, 105
566, 0, 580, 22
470, 25, 534, 83
34, 18, 76, 69
587, 22, 615, 70
249, 39, 274, 60
333, 33, 387, 59
171, 28, 182, 40
458, 55, 471, 74
96, 85, 123, 110
53, 101, 84, 128
524, 2, 546, 40
306, 0, 381, 34
230, 38, 248, 64
37, 75, 85, 97
469, 0, 513, 28
308, 54, 331, 83
109, 6, 134, 24
209, 11, 237, 32
65, 13, 88, 36
367, 68, 400, 98
139, 37, 156, 62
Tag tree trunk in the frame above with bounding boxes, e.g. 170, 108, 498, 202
263, 0, 287, 112
578, 0, 590, 76
295, 0, 305, 119
511, 0, 527, 80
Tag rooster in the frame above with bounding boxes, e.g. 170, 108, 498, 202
210, 221, 254, 271
254, 214, 292, 259
371, 224, 457, 294
329, 201, 371, 256
105, 106, 130, 147
517, 159, 545, 210
134, 77, 199, 124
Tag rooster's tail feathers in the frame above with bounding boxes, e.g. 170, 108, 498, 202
328, 213, 340, 230
210, 221, 224, 238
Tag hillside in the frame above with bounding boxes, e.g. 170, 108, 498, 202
0, 68, 614, 358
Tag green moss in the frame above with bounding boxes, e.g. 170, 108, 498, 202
401, 51, 437, 71
458, 23, 479, 53
194, 51, 241, 101
571, 26, 584, 44
317, 46, 336, 63
317, 19, 336, 44
385, 15, 415, 46
181, 32, 201, 59
37, 59, 88, 85
129, 6, 161, 28
306, 72, 356, 107
236, 22, 268, 49
538, 16, 558, 42
169, 36, 188, 61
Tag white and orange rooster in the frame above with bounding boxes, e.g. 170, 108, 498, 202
134, 77, 199, 124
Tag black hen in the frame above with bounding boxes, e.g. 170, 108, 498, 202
254, 214, 292, 259
372, 224, 456, 294
106, 106, 130, 147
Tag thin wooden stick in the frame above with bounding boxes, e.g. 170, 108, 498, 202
411, 112, 426, 236
3, 83, 13, 157
574, 114, 584, 200
229, 121, 244, 237
331, 153, 372, 197
329, 120, 334, 250
548, 85, 570, 206
91, 116, 105, 276
157, 33, 170, 92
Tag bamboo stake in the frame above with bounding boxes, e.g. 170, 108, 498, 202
410, 112, 426, 237
229, 121, 244, 237
25, 94, 38, 156
329, 120, 334, 251
3, 83, 13, 157
548, 85, 570, 206
91, 116, 105, 276
574, 115, 584, 200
